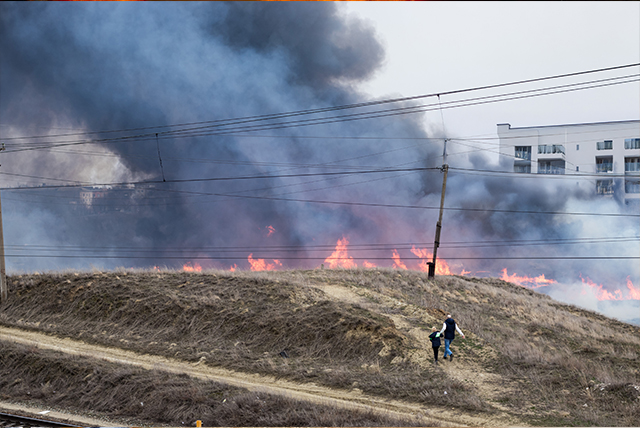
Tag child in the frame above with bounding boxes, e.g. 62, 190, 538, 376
428, 326, 442, 365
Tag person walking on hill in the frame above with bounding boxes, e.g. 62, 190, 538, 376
428, 326, 442, 365
440, 314, 464, 361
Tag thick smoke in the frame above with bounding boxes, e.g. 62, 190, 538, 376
0, 3, 637, 322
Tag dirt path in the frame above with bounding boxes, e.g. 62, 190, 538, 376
0, 325, 523, 427
310, 282, 527, 426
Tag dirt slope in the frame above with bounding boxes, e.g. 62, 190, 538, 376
0, 325, 521, 427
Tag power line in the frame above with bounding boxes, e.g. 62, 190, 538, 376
5, 63, 638, 143
3, 70, 638, 154
0, 166, 441, 189
3, 254, 637, 261
6, 236, 637, 254
143, 74, 639, 138
1, 157, 636, 192
3, 177, 639, 218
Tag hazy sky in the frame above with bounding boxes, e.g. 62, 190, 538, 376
343, 1, 640, 143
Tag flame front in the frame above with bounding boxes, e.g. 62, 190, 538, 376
410, 246, 452, 275
183, 262, 202, 272
628, 277, 640, 300
391, 249, 407, 270
324, 237, 357, 269
580, 274, 640, 301
177, 236, 636, 304
500, 268, 556, 288
248, 254, 282, 271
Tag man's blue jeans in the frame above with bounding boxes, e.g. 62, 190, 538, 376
444, 338, 453, 357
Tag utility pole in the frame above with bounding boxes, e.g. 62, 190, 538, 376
428, 139, 449, 280
0, 142, 6, 302
0, 190, 5, 303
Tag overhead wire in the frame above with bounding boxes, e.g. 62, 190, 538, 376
1, 66, 638, 218
6, 236, 637, 253
4, 62, 638, 143
3, 254, 637, 261
2, 154, 639, 218
2, 71, 638, 153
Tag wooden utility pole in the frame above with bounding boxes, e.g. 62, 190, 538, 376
0, 190, 6, 302
428, 139, 448, 280
0, 142, 6, 302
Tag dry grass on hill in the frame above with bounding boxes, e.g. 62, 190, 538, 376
0, 340, 430, 427
1, 268, 639, 426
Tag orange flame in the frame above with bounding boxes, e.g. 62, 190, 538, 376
229, 264, 237, 272
266, 225, 276, 237
248, 254, 282, 271
410, 246, 453, 275
580, 275, 640, 301
324, 237, 356, 269
391, 249, 407, 270
628, 277, 640, 300
501, 268, 555, 288
183, 262, 202, 272
362, 260, 377, 268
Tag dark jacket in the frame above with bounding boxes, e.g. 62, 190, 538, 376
443, 318, 458, 340
429, 331, 442, 347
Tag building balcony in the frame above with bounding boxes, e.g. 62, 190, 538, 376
538, 159, 566, 175
537, 144, 565, 158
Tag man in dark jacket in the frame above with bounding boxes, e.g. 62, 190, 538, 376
439, 314, 465, 361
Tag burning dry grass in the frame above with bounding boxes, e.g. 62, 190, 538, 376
1, 268, 639, 426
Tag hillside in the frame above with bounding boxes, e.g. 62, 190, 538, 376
0, 268, 639, 427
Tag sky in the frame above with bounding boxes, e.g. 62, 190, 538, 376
0, 1, 638, 324
343, 1, 640, 144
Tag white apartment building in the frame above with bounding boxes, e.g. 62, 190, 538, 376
498, 120, 640, 205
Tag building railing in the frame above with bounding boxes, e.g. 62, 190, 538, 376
538, 165, 565, 175
596, 163, 613, 173
625, 160, 640, 173
625, 179, 640, 194
538, 144, 565, 155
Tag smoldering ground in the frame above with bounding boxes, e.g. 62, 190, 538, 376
0, 2, 637, 321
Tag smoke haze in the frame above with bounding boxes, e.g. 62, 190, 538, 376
1, 2, 638, 324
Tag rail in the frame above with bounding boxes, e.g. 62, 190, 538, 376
0, 411, 81, 428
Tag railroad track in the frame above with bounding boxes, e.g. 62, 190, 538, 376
0, 412, 80, 428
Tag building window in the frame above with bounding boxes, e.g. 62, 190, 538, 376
596, 140, 613, 150
625, 157, 640, 172
515, 146, 531, 160
538, 144, 565, 154
538, 160, 565, 174
596, 179, 614, 195
625, 138, 640, 149
576, 144, 579, 151
625, 179, 640, 194
576, 166, 579, 172
596, 156, 613, 173
514, 164, 531, 173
